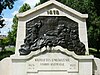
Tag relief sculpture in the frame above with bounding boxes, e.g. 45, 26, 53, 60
19, 16, 86, 55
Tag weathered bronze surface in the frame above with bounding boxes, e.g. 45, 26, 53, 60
19, 16, 86, 55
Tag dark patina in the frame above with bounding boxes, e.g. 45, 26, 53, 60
19, 16, 86, 55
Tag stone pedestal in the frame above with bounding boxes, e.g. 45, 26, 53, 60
10, 46, 93, 75
0, 0, 96, 75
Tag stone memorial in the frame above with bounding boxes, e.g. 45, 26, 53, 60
1, 0, 98, 75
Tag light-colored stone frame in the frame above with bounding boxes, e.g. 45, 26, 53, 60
16, 0, 88, 56
10, 46, 93, 75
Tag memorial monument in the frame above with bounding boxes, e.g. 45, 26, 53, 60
1, 0, 98, 75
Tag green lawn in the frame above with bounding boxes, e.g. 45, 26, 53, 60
89, 48, 100, 58
0, 47, 15, 61
5, 47, 15, 52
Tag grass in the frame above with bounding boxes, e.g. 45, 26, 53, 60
0, 47, 15, 61
89, 48, 100, 58
5, 47, 15, 52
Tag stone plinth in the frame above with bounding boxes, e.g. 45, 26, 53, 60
10, 46, 93, 75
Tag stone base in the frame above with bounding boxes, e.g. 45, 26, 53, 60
0, 46, 96, 75
93, 58, 100, 75
0, 58, 12, 75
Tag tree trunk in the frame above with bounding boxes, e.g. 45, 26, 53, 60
1, 46, 5, 51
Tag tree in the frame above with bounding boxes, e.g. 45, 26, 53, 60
7, 3, 31, 46
0, 17, 5, 28
19, 3, 31, 13
0, 37, 9, 50
94, 0, 100, 16
88, 16, 100, 52
0, 0, 17, 28
39, 0, 100, 52
8, 15, 18, 45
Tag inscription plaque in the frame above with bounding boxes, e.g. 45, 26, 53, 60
27, 52, 78, 73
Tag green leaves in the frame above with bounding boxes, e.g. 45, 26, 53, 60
7, 3, 31, 46
0, 18, 5, 28
19, 3, 31, 13
0, 37, 9, 50
40, 0, 49, 4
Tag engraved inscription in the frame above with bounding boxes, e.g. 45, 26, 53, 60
27, 53, 78, 73
28, 64, 34, 70
47, 10, 59, 15
34, 58, 69, 67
